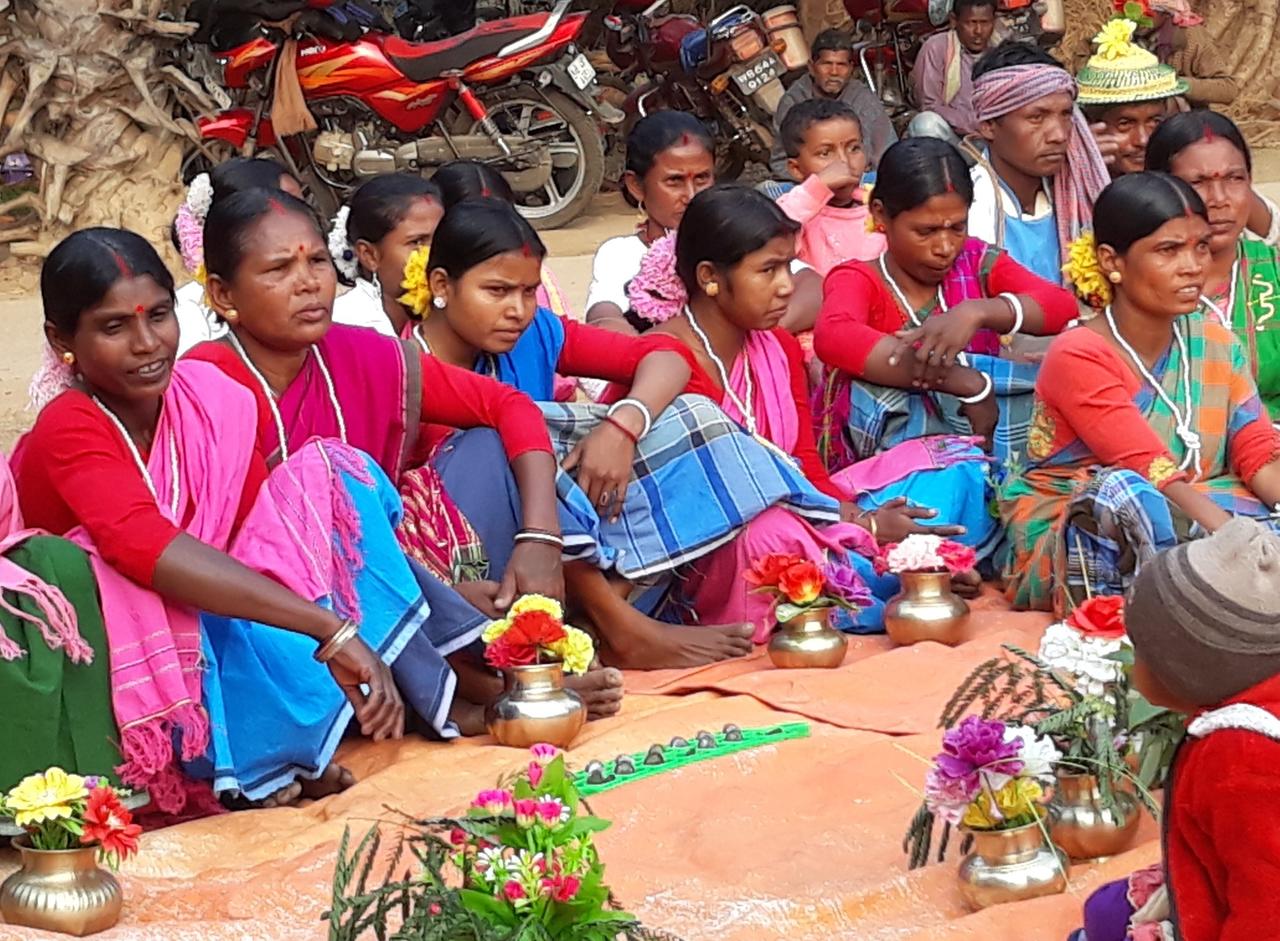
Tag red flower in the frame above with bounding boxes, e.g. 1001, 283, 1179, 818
503, 880, 526, 901
1067, 595, 1127, 640
504, 610, 567, 648
937, 540, 977, 576
745, 553, 804, 588
80, 786, 141, 862
778, 560, 824, 605
542, 874, 582, 902
484, 636, 539, 671
872, 544, 896, 577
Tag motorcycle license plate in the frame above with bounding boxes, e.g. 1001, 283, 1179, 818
733, 52, 783, 95
567, 53, 596, 91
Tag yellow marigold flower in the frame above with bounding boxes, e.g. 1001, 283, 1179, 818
864, 184, 878, 235
509, 594, 564, 621
1147, 456, 1180, 486
399, 245, 433, 318
962, 778, 1044, 830
1094, 18, 1137, 61
546, 625, 594, 675
193, 263, 208, 286
482, 617, 511, 644
6, 767, 88, 828
1062, 231, 1111, 308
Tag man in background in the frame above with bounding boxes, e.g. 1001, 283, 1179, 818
911, 0, 998, 137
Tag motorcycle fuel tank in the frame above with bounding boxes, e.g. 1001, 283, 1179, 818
647, 15, 701, 69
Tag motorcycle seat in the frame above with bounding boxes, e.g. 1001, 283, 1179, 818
381, 19, 543, 81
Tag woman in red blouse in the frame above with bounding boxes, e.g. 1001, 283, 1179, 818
1001, 172, 1280, 612
812, 137, 1077, 464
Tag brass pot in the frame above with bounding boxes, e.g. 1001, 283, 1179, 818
957, 821, 1069, 912
883, 570, 969, 647
1049, 771, 1140, 861
767, 606, 848, 669
485, 661, 585, 749
0, 838, 122, 936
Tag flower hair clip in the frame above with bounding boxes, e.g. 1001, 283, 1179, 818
328, 205, 360, 282
627, 233, 686, 324
399, 244, 432, 318
1062, 231, 1110, 309
174, 173, 213, 276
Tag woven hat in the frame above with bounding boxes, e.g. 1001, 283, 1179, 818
1076, 18, 1188, 107
1127, 518, 1280, 707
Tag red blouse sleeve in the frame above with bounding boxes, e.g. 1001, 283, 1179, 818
1037, 330, 1189, 490
557, 318, 699, 383
775, 329, 844, 500
19, 394, 182, 586
813, 262, 899, 376
987, 251, 1078, 334
416, 350, 553, 460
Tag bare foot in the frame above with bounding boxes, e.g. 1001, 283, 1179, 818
299, 763, 356, 801
597, 610, 753, 670
953, 568, 982, 599
448, 698, 488, 737
565, 664, 624, 719
252, 780, 303, 809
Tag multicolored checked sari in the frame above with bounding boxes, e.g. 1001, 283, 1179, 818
1001, 315, 1280, 613
1202, 237, 1280, 421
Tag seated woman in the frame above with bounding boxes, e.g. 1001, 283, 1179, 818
171, 157, 304, 354
813, 137, 1078, 560
14, 228, 483, 814
1146, 111, 1280, 422
634, 185, 978, 635
183, 190, 623, 718
1000, 172, 1280, 611
0, 455, 119, 792
409, 199, 836, 668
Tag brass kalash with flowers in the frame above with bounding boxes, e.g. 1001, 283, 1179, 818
746, 552, 873, 668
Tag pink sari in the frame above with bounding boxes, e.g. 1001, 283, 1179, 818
686, 332, 877, 643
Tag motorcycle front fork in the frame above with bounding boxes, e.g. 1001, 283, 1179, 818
450, 75, 512, 157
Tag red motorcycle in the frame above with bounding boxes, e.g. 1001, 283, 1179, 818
180, 0, 618, 228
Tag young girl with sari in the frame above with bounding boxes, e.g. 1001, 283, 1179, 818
632, 185, 976, 635
183, 191, 624, 718
1000, 173, 1280, 612
14, 228, 482, 815
813, 138, 1079, 559
1146, 111, 1280, 421
409, 199, 834, 668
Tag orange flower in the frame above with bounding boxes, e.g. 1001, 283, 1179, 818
778, 561, 823, 605
81, 786, 141, 864
1067, 596, 1126, 640
745, 553, 805, 589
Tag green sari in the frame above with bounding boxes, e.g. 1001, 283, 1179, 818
0, 536, 119, 790
1207, 238, 1280, 420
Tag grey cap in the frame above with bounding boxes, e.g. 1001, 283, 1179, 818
1127, 517, 1280, 707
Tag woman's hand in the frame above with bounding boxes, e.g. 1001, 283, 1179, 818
890, 301, 987, 387
327, 635, 404, 742
961, 395, 999, 453
561, 422, 636, 523
496, 542, 565, 610
870, 496, 966, 544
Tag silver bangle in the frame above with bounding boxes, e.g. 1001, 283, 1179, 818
955, 372, 994, 405
607, 398, 653, 439
999, 292, 1025, 336
514, 531, 566, 549
314, 618, 359, 663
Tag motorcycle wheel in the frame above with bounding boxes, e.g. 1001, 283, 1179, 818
451, 84, 605, 231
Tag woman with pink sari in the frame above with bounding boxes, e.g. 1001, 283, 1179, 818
14, 228, 484, 815
638, 186, 980, 636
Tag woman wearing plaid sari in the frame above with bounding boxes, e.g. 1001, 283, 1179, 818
1001, 173, 1280, 612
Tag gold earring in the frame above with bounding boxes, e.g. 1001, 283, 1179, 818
1108, 271, 1122, 284
705, 282, 719, 297
61, 351, 75, 366
224, 308, 239, 323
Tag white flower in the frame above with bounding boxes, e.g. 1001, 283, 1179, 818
184, 172, 213, 221
328, 205, 360, 281
1003, 725, 1062, 783
475, 846, 508, 883
1037, 621, 1126, 697
885, 533, 945, 573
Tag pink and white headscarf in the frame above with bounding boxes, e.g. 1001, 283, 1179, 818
972, 64, 1111, 264
1150, 0, 1203, 27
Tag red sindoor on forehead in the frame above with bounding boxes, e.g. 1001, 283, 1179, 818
110, 250, 133, 278
520, 240, 534, 258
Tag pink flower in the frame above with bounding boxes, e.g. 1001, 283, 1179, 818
527, 761, 544, 789
530, 743, 559, 764
503, 880, 526, 901
429, 902, 442, 916
626, 233, 686, 323
883, 534, 946, 574
924, 766, 978, 825
542, 874, 582, 902
513, 798, 538, 828
472, 789, 512, 815
937, 539, 977, 576
536, 798, 566, 826
449, 827, 468, 846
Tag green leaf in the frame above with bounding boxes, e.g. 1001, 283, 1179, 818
457, 888, 519, 927
1127, 696, 1171, 727
775, 602, 804, 623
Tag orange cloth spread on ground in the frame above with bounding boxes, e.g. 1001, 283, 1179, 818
0, 590, 1160, 941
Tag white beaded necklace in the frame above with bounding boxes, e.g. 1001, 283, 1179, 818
879, 253, 945, 328
412, 323, 499, 377
226, 331, 346, 461
684, 306, 797, 467
1103, 305, 1203, 478
1199, 252, 1241, 329
94, 397, 181, 518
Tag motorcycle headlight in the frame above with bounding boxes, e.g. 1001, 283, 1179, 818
728, 29, 765, 63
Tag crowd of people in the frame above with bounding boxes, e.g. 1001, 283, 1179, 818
2, 2, 1277, 937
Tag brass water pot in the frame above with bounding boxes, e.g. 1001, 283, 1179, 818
1049, 771, 1140, 861
957, 821, 1069, 911
767, 606, 848, 669
883, 570, 969, 647
0, 838, 122, 936
485, 660, 586, 749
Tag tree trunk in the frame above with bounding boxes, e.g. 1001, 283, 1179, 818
0, 0, 206, 258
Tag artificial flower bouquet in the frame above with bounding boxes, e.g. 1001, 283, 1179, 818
745, 552, 871, 623
482, 594, 594, 675
1037, 596, 1129, 697
1, 768, 141, 867
327, 745, 669, 940
875, 533, 976, 577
